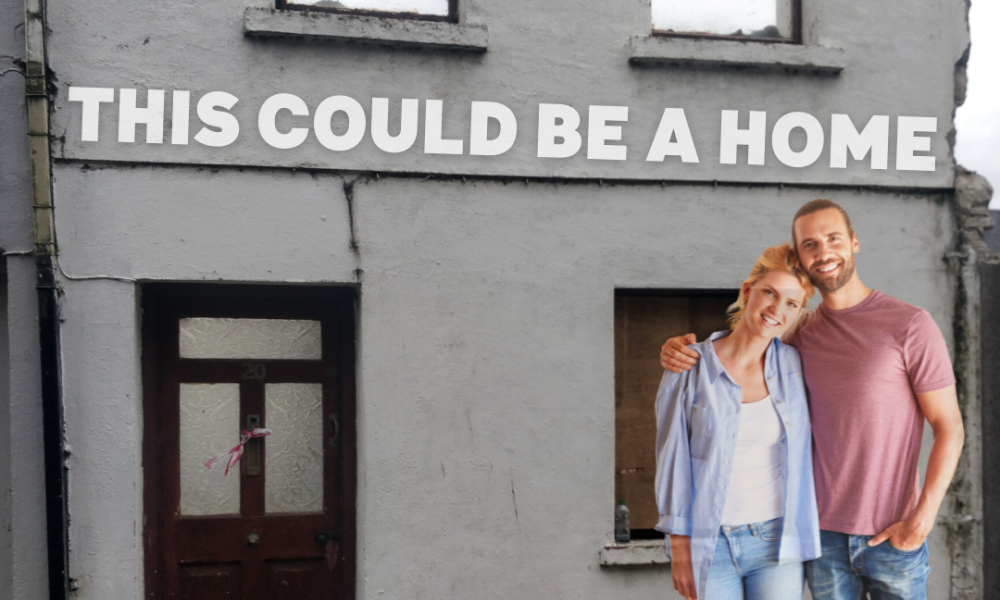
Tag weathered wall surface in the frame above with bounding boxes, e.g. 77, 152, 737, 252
58, 280, 142, 599
982, 255, 1000, 599
350, 178, 956, 599
52, 166, 357, 282
43, 0, 967, 187
1, 0, 49, 594
5, 0, 975, 597
1, 262, 47, 600
0, 264, 10, 598
49, 163, 961, 598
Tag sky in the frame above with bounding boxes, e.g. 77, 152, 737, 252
955, 0, 1000, 209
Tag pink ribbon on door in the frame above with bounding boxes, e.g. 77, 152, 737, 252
203, 428, 272, 476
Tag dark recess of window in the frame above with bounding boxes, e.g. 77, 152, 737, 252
614, 289, 738, 539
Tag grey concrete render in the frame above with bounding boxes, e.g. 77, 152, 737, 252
45, 0, 965, 187
0, 0, 989, 597
52, 166, 357, 282
1, 0, 50, 593
0, 262, 47, 600
50, 165, 963, 599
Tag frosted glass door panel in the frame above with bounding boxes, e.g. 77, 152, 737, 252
180, 384, 241, 516
265, 383, 324, 513
179, 318, 322, 360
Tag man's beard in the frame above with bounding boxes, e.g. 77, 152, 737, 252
809, 254, 856, 294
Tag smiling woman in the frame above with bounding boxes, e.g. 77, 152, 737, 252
654, 243, 820, 600
726, 243, 814, 332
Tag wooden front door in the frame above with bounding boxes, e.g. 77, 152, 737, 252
143, 285, 356, 600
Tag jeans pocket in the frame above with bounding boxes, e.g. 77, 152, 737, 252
886, 540, 924, 555
758, 518, 783, 542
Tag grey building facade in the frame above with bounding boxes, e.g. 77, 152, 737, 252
0, 0, 994, 598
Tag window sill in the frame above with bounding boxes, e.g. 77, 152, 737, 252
599, 540, 670, 567
243, 8, 488, 52
628, 35, 845, 75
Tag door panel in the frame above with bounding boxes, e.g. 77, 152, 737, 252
264, 560, 337, 600
144, 285, 356, 600
178, 563, 244, 600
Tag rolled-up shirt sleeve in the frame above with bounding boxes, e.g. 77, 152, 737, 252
654, 369, 694, 537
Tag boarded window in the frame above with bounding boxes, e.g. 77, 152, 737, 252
614, 291, 737, 535
652, 0, 798, 41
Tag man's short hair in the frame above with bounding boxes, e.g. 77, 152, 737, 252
792, 199, 855, 247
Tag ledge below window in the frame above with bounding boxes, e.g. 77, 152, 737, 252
629, 36, 845, 75
600, 540, 670, 567
244, 8, 488, 52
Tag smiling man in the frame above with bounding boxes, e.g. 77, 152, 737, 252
660, 199, 965, 600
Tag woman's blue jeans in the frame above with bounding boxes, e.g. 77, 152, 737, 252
703, 517, 805, 600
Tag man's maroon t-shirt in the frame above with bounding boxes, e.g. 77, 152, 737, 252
785, 290, 955, 535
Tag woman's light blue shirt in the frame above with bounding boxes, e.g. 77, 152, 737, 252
654, 331, 821, 598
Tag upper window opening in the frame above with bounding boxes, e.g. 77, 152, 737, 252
652, 0, 798, 42
279, 0, 454, 21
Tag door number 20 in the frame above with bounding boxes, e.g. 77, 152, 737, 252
241, 362, 267, 380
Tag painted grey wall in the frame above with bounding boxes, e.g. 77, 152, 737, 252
350, 178, 956, 599
44, 0, 966, 188
0, 263, 11, 599
59, 280, 142, 598
0, 0, 32, 257
0, 261, 47, 600
983, 209, 999, 596
52, 166, 357, 282
10, 0, 976, 597
50, 162, 961, 598
0, 0, 49, 594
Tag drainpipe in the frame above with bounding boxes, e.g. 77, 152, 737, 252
24, 0, 69, 597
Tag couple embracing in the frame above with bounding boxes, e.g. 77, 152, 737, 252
654, 199, 965, 600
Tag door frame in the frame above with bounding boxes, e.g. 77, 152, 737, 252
141, 283, 357, 600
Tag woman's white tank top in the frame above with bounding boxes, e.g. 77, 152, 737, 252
720, 395, 785, 526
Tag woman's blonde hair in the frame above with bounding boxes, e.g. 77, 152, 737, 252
727, 243, 815, 329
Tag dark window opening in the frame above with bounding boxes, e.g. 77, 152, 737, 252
614, 289, 738, 539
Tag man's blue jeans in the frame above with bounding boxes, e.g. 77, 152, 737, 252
702, 518, 805, 599
806, 529, 929, 600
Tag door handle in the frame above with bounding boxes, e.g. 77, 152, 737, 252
315, 532, 339, 545
246, 414, 262, 476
